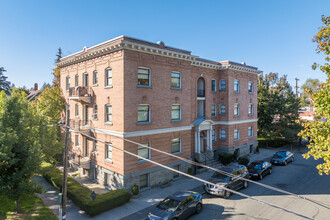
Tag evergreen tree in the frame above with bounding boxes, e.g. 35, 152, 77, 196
52, 48, 62, 87
0, 67, 12, 95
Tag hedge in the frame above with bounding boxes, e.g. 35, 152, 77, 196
218, 152, 234, 165
40, 164, 131, 216
237, 157, 250, 166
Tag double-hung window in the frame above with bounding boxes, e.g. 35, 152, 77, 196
93, 71, 98, 85
234, 80, 240, 93
83, 73, 88, 87
93, 104, 98, 120
234, 129, 240, 141
248, 127, 253, 137
66, 76, 70, 91
171, 138, 181, 154
220, 104, 226, 115
234, 103, 240, 116
248, 82, 253, 93
220, 79, 226, 91
211, 79, 216, 92
75, 134, 79, 146
75, 74, 79, 87
138, 105, 150, 123
138, 68, 150, 86
220, 129, 226, 140
248, 103, 253, 115
171, 104, 181, 121
171, 72, 181, 89
138, 143, 150, 162
105, 142, 112, 161
93, 140, 97, 152
211, 104, 216, 117
105, 105, 112, 123
105, 68, 112, 87
212, 130, 216, 142
75, 103, 79, 117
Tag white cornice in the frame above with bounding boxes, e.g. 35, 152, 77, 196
214, 118, 258, 125
222, 63, 262, 74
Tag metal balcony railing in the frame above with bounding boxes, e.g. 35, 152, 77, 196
69, 119, 91, 130
69, 86, 90, 97
197, 89, 205, 97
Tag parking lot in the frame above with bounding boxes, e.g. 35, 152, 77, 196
124, 151, 330, 220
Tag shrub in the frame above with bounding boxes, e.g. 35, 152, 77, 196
233, 150, 238, 160
237, 157, 250, 166
256, 145, 260, 153
132, 184, 139, 195
40, 164, 131, 216
187, 167, 193, 175
218, 152, 234, 165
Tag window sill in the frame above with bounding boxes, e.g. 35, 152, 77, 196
92, 84, 98, 87
170, 87, 182, 90
233, 115, 240, 117
104, 122, 113, 126
172, 152, 182, 156
219, 89, 226, 91
248, 136, 254, 139
234, 139, 240, 142
74, 145, 79, 148
75, 115, 79, 118
137, 85, 152, 88
171, 119, 182, 122
219, 114, 226, 116
137, 121, 151, 125
104, 159, 113, 163
93, 118, 98, 121
220, 138, 226, 141
104, 85, 113, 89
234, 91, 240, 94
248, 114, 254, 116
248, 92, 253, 94
211, 91, 217, 93
211, 115, 216, 118
137, 159, 149, 164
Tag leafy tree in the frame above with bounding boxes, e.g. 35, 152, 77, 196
52, 48, 62, 87
299, 16, 330, 175
300, 78, 320, 106
0, 89, 42, 212
258, 73, 301, 139
0, 67, 12, 95
41, 82, 51, 90
36, 86, 66, 163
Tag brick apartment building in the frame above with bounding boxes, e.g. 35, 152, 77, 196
57, 36, 261, 191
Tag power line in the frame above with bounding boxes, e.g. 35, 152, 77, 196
94, 128, 330, 210
69, 127, 314, 220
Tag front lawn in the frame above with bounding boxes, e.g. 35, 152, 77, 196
257, 136, 293, 148
0, 194, 57, 220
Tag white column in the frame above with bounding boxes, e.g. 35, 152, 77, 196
194, 131, 198, 153
206, 130, 210, 152
197, 131, 201, 153
209, 126, 213, 151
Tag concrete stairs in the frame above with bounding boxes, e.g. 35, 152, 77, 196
196, 158, 222, 174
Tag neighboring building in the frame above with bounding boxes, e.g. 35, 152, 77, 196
27, 83, 41, 101
57, 36, 261, 191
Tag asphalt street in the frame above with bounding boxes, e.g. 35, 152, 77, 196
123, 151, 330, 220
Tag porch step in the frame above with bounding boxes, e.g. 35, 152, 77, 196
196, 159, 222, 174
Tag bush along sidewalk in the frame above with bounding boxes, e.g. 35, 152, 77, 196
40, 163, 131, 216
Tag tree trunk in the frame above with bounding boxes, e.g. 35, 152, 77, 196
15, 200, 23, 213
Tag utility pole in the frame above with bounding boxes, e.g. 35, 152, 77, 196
295, 78, 300, 98
61, 106, 70, 220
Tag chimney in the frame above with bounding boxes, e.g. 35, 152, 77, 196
34, 83, 38, 91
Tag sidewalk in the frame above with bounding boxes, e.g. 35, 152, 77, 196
35, 142, 306, 220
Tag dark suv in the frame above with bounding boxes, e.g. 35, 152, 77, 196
204, 165, 250, 199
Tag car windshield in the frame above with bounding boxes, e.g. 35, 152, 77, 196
212, 172, 228, 180
249, 163, 262, 170
157, 198, 180, 212
274, 152, 286, 158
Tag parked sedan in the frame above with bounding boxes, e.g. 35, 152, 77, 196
147, 191, 203, 220
248, 160, 272, 180
271, 151, 294, 166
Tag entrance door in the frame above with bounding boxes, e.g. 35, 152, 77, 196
200, 135, 204, 153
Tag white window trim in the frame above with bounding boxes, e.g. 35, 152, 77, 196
219, 104, 226, 115
83, 72, 88, 87
249, 103, 253, 115
248, 127, 253, 137
105, 142, 113, 162
212, 129, 216, 142
93, 70, 98, 86
220, 129, 226, 140
234, 129, 240, 141
105, 67, 113, 88
137, 67, 151, 87
248, 81, 253, 93
66, 76, 70, 91
234, 103, 240, 116
234, 79, 240, 93
75, 103, 79, 117
211, 79, 217, 92
171, 71, 181, 89
219, 79, 226, 91
105, 104, 112, 124
211, 104, 217, 117
93, 104, 98, 120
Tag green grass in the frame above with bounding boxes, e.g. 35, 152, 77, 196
257, 136, 293, 148
0, 194, 57, 220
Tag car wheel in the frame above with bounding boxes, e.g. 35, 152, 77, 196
195, 203, 203, 214
259, 174, 263, 180
284, 160, 287, 166
243, 180, 248, 189
269, 168, 272, 174
223, 189, 231, 199
291, 157, 294, 162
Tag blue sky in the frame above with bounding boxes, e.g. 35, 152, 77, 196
0, 0, 329, 90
